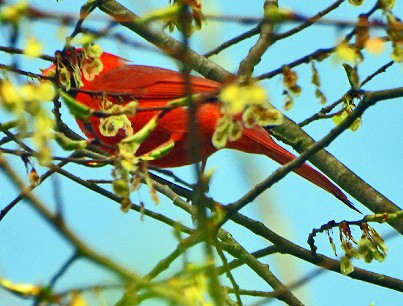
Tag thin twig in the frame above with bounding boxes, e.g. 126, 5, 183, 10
274, 0, 345, 40
0, 45, 55, 61
204, 25, 260, 58
48, 252, 80, 288
299, 61, 395, 127
215, 243, 243, 305
0, 63, 52, 80
360, 61, 394, 88
144, 233, 201, 281
217, 246, 279, 275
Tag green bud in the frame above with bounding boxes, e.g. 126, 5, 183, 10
55, 132, 88, 151
121, 115, 158, 144
113, 179, 130, 198
342, 63, 360, 89
340, 255, 354, 275
60, 91, 92, 121
144, 140, 175, 160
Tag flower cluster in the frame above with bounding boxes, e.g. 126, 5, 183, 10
338, 222, 388, 275
387, 12, 403, 62
98, 101, 137, 138
112, 116, 174, 211
81, 44, 104, 81
165, 0, 206, 35
0, 80, 55, 165
332, 92, 362, 131
213, 82, 283, 148
0, 0, 28, 24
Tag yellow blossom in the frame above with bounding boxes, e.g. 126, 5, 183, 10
37, 82, 56, 101
75, 34, 97, 45
335, 42, 359, 64
219, 83, 244, 114
0, 80, 23, 111
0, 80, 54, 165
70, 291, 87, 306
24, 36, 43, 58
84, 44, 103, 58
219, 82, 268, 115
0, 1, 28, 23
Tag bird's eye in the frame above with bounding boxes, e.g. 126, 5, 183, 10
63, 45, 76, 56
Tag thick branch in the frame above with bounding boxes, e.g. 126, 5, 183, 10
238, 0, 278, 78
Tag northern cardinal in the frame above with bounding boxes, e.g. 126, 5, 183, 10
47, 49, 358, 211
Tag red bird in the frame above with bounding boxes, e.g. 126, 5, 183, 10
48, 49, 358, 211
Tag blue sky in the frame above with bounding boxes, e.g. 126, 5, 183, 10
0, 0, 402, 305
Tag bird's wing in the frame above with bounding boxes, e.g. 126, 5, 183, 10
87, 65, 221, 102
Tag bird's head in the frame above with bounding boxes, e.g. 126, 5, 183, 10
42, 46, 128, 89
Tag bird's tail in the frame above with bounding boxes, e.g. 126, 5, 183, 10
227, 127, 360, 212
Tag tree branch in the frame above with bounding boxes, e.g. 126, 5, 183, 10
270, 87, 403, 233
147, 175, 403, 293
238, 0, 278, 79
230, 212, 403, 292
97, 0, 232, 82
218, 230, 305, 306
